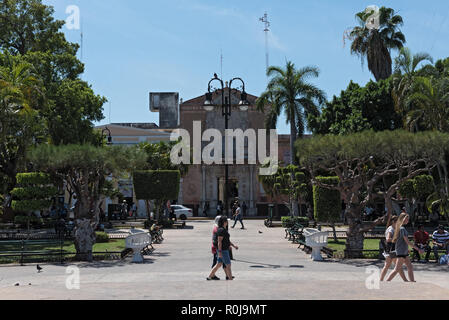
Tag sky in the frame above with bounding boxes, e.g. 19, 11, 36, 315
44, 0, 449, 134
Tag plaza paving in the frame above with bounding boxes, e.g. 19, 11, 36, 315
0, 220, 448, 300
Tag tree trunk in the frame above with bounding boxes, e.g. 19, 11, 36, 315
74, 219, 96, 262
344, 207, 364, 258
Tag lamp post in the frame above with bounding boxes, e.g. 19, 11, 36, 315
102, 127, 112, 146
203, 74, 250, 216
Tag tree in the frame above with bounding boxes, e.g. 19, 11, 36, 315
259, 165, 308, 216
346, 6, 406, 81
392, 48, 433, 131
313, 176, 341, 242
10, 172, 56, 231
0, 0, 104, 145
404, 77, 449, 132
0, 51, 44, 210
256, 62, 325, 216
46, 79, 106, 145
297, 130, 447, 257
133, 170, 181, 223
28, 144, 147, 261
308, 79, 401, 135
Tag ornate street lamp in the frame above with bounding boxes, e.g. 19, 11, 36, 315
102, 127, 112, 146
202, 75, 251, 216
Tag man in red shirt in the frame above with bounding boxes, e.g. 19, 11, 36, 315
413, 225, 431, 262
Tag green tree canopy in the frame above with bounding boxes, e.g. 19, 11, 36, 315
308, 78, 401, 135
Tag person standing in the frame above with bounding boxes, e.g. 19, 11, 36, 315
431, 225, 449, 263
413, 225, 431, 262
207, 216, 239, 281
387, 213, 423, 282
232, 203, 245, 229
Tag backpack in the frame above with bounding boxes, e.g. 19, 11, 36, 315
439, 254, 449, 265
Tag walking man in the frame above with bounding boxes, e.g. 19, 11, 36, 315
232, 203, 245, 229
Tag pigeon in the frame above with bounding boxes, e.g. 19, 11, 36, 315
36, 264, 43, 273
14, 283, 19, 286
258, 231, 263, 234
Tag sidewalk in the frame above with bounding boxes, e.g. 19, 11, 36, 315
0, 220, 448, 300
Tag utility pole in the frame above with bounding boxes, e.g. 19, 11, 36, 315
259, 12, 270, 74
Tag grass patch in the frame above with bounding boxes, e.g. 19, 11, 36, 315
0, 239, 126, 264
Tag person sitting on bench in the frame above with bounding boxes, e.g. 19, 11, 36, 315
432, 225, 449, 263
413, 225, 431, 262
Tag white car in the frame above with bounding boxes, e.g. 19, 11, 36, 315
170, 205, 193, 220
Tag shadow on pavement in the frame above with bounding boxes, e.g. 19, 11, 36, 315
336, 259, 449, 272
234, 259, 304, 269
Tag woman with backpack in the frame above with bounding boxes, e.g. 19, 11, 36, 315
386, 212, 423, 282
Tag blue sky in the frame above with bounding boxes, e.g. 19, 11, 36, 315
44, 0, 449, 134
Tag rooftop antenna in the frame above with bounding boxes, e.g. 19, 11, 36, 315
109, 101, 111, 124
220, 49, 224, 79
80, 18, 84, 62
259, 12, 270, 75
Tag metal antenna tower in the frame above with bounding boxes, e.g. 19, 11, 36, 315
259, 12, 270, 73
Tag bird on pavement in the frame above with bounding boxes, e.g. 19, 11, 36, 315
258, 231, 263, 234
36, 264, 43, 273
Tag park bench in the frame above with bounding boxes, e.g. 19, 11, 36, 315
285, 223, 305, 241
124, 231, 152, 263
172, 221, 186, 229
303, 228, 329, 261
0, 238, 64, 265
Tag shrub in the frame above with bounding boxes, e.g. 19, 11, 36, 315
398, 179, 416, 199
14, 215, 43, 227
281, 216, 310, 228
95, 231, 110, 243
313, 176, 341, 223
133, 170, 180, 201
413, 175, 434, 199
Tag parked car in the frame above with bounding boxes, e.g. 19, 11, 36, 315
170, 205, 193, 220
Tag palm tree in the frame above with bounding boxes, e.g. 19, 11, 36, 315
392, 47, 433, 130
347, 6, 406, 81
0, 52, 43, 208
405, 77, 449, 132
257, 61, 325, 165
256, 61, 325, 217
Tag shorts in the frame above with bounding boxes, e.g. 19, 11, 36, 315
396, 254, 409, 258
217, 250, 231, 266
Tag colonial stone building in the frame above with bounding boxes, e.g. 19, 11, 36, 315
151, 88, 291, 217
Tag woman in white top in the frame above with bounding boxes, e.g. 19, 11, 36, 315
380, 215, 407, 281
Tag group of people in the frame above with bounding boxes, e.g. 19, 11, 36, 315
380, 209, 449, 282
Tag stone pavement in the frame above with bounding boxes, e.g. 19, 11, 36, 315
0, 220, 448, 300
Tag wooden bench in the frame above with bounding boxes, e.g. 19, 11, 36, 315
0, 238, 64, 265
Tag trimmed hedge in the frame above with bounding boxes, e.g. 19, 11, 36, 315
313, 176, 341, 223
16, 173, 51, 185
281, 216, 310, 228
14, 215, 43, 227
133, 170, 180, 201
11, 172, 56, 214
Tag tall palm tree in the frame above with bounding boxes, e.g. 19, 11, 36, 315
257, 61, 325, 217
347, 6, 406, 81
405, 77, 449, 132
392, 47, 433, 130
257, 61, 326, 166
